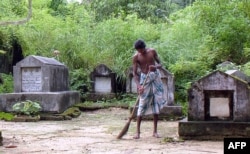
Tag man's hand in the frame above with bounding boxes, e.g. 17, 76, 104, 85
156, 64, 162, 69
138, 85, 144, 94
149, 65, 156, 72
149, 64, 162, 72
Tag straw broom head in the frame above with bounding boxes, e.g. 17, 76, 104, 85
116, 119, 131, 139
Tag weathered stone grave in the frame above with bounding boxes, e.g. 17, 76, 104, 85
0, 55, 80, 113
179, 70, 250, 140
225, 69, 250, 83
86, 64, 116, 101
126, 67, 182, 119
126, 66, 138, 94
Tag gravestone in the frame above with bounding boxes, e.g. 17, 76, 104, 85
225, 69, 250, 83
126, 67, 182, 119
216, 61, 238, 70
179, 70, 250, 140
0, 55, 80, 113
126, 66, 140, 94
86, 64, 116, 101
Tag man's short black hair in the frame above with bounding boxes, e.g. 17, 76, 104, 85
134, 39, 146, 49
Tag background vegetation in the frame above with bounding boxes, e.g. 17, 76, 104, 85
1, 0, 250, 115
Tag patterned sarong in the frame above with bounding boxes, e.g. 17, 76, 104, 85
137, 70, 167, 116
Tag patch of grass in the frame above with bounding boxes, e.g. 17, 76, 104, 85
75, 97, 133, 111
161, 137, 184, 143
0, 112, 15, 121
59, 107, 81, 118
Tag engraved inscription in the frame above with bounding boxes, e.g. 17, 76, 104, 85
21, 67, 42, 92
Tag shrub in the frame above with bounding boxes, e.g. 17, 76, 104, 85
12, 100, 42, 116
0, 112, 14, 121
0, 73, 13, 93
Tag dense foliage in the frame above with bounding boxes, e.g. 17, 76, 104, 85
0, 73, 13, 93
1, 0, 250, 110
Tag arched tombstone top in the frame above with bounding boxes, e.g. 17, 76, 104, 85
93, 64, 113, 76
158, 68, 173, 78
90, 64, 116, 93
126, 66, 141, 78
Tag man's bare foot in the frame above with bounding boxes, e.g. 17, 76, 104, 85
133, 133, 140, 139
152, 133, 160, 138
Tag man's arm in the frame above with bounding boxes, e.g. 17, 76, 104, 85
132, 55, 141, 88
149, 49, 162, 72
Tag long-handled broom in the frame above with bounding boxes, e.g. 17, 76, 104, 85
117, 73, 149, 139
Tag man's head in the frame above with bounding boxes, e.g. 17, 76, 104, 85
134, 39, 146, 50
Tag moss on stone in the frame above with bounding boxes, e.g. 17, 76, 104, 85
59, 107, 81, 118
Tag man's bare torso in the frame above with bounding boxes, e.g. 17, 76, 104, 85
133, 48, 157, 74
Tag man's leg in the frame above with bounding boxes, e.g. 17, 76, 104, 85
153, 114, 160, 138
133, 116, 142, 139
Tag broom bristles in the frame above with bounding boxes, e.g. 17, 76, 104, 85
117, 119, 131, 139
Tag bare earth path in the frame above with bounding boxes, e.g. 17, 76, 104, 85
0, 108, 223, 154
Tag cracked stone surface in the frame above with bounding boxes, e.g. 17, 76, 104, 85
0, 108, 223, 154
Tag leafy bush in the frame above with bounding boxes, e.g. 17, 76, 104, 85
12, 100, 42, 116
70, 68, 92, 100
90, 0, 184, 23
191, 0, 250, 64
0, 112, 14, 121
241, 62, 250, 76
0, 73, 13, 93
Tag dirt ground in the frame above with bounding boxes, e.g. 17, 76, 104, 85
0, 108, 223, 154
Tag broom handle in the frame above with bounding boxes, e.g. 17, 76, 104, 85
129, 72, 150, 120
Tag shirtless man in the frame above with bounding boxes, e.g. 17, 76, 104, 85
132, 39, 166, 139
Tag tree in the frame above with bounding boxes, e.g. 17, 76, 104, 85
0, 0, 32, 26
192, 0, 250, 65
